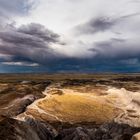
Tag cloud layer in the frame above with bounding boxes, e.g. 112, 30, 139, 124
0, 23, 62, 66
0, 0, 140, 73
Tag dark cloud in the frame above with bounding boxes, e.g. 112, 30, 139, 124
0, 23, 62, 66
1, 23, 140, 73
78, 17, 115, 34
89, 38, 140, 59
0, 23, 59, 48
85, 38, 140, 73
0, 0, 140, 73
18, 23, 59, 42
76, 13, 140, 34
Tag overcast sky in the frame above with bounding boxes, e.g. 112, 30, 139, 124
0, 0, 140, 73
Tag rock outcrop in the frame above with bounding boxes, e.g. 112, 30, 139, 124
0, 117, 58, 140
1, 118, 140, 140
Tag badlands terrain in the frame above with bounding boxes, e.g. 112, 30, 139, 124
1, 74, 140, 139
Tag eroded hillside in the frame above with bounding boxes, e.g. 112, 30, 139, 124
1, 74, 140, 140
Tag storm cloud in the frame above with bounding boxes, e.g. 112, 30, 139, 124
89, 38, 140, 60
75, 13, 140, 35
0, 0, 140, 73
0, 23, 62, 67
